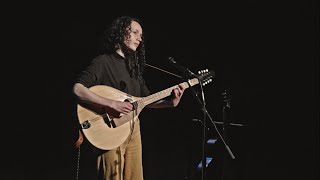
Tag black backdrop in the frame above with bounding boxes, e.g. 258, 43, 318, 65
1, 1, 318, 180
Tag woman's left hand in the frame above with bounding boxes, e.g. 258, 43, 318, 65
171, 85, 185, 107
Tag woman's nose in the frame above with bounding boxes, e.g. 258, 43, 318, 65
137, 36, 142, 42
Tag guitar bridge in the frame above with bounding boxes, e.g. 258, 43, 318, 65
81, 120, 91, 129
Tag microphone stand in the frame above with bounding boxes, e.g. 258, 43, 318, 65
199, 82, 208, 180
146, 63, 236, 180
221, 89, 231, 180
180, 70, 236, 180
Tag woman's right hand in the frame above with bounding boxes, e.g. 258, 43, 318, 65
111, 100, 134, 114
104, 100, 133, 117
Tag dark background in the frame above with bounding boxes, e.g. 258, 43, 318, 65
1, 0, 318, 180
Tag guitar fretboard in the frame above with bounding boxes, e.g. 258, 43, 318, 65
139, 78, 199, 106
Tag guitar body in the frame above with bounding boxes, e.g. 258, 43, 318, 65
77, 85, 142, 150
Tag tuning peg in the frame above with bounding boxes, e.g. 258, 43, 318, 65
202, 78, 213, 86
198, 69, 209, 74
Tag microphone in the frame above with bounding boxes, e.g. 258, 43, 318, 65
168, 57, 196, 78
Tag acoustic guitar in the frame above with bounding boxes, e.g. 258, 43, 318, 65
77, 70, 214, 150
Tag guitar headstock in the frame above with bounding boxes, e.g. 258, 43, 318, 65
196, 69, 215, 86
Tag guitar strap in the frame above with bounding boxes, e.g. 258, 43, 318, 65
75, 146, 81, 180
74, 130, 84, 149
72, 126, 83, 180
122, 106, 137, 151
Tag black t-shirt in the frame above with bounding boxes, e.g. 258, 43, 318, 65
76, 53, 150, 97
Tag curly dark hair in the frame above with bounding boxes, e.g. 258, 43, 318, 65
100, 16, 146, 79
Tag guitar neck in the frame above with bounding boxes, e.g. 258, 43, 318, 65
140, 78, 199, 106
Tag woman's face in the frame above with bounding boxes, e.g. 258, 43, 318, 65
123, 21, 143, 52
